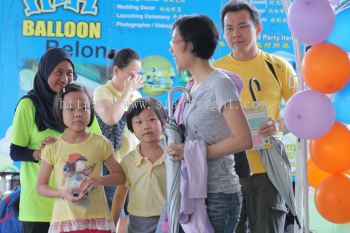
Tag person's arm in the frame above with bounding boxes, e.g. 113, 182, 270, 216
10, 137, 57, 162
37, 160, 85, 203
10, 144, 37, 162
10, 98, 41, 162
167, 101, 253, 160
79, 153, 126, 194
206, 101, 253, 159
111, 185, 128, 225
102, 153, 126, 186
257, 59, 297, 137
94, 76, 143, 126
274, 59, 298, 135
94, 96, 129, 126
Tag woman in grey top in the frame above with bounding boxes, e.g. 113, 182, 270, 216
166, 15, 253, 233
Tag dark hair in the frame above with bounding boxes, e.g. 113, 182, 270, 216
172, 14, 219, 59
107, 48, 141, 69
221, 0, 261, 28
126, 97, 167, 133
53, 83, 95, 129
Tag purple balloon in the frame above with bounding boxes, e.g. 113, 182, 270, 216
220, 69, 244, 93
284, 90, 335, 139
328, 0, 340, 5
287, 0, 335, 45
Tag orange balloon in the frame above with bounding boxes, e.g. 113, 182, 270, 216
315, 174, 350, 224
302, 43, 350, 94
310, 121, 350, 173
307, 159, 331, 189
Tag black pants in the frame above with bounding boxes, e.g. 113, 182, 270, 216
22, 221, 50, 233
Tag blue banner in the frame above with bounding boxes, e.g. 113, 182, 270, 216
0, 0, 294, 172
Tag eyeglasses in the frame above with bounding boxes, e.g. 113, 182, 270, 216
137, 72, 143, 78
169, 39, 184, 47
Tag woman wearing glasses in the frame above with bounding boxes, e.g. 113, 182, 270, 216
93, 48, 143, 233
166, 15, 252, 233
10, 47, 101, 233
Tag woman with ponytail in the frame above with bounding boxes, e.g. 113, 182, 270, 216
93, 48, 143, 233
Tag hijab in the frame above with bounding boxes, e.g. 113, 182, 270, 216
21, 47, 77, 132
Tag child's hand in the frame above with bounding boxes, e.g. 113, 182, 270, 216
165, 143, 184, 161
61, 187, 86, 203
79, 177, 98, 196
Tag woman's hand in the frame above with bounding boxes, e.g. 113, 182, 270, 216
40, 136, 56, 149
123, 72, 143, 96
33, 136, 57, 161
33, 150, 41, 161
165, 143, 184, 161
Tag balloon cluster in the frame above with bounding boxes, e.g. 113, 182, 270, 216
285, 0, 350, 224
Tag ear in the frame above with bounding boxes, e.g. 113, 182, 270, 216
256, 24, 262, 36
113, 66, 119, 76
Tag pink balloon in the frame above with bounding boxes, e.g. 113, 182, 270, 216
284, 90, 335, 139
287, 0, 335, 45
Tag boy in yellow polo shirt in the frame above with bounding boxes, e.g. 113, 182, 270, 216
111, 97, 167, 233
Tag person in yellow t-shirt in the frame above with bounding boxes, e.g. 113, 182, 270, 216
213, 1, 297, 233
93, 48, 143, 232
115, 97, 167, 233
37, 83, 125, 233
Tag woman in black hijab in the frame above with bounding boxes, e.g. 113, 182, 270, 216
26, 47, 78, 132
10, 48, 79, 233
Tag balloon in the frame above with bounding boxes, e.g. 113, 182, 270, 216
310, 122, 350, 174
309, 189, 350, 232
315, 174, 350, 224
287, 0, 335, 45
327, 7, 350, 52
332, 81, 350, 124
302, 43, 350, 94
309, 191, 338, 232
328, 0, 340, 5
284, 90, 335, 139
308, 159, 331, 189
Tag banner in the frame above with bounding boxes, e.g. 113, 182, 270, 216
0, 0, 295, 173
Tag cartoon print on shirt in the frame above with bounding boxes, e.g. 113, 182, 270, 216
62, 153, 96, 206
